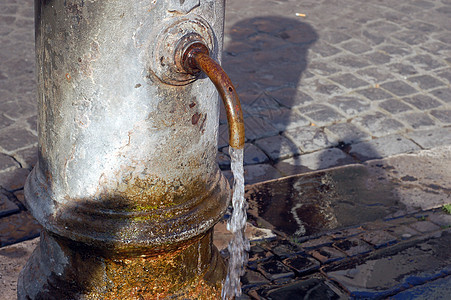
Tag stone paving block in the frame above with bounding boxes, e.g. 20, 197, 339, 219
379, 99, 414, 114
15, 145, 38, 169
393, 30, 429, 45
330, 227, 364, 241
0, 153, 18, 171
360, 230, 398, 249
436, 68, 451, 84
283, 127, 337, 153
408, 74, 446, 90
363, 51, 392, 65
256, 108, 310, 132
430, 109, 451, 124
309, 246, 346, 264
310, 41, 341, 57
298, 104, 346, 126
0, 167, 29, 191
340, 40, 372, 54
0, 114, 14, 129
243, 143, 269, 166
248, 245, 274, 264
356, 86, 393, 101
0, 126, 37, 152
299, 236, 334, 250
276, 148, 354, 174
391, 275, 451, 300
326, 232, 451, 298
244, 164, 282, 185
282, 254, 320, 275
402, 94, 443, 110
407, 54, 446, 71
307, 61, 340, 76
269, 88, 315, 108
333, 238, 373, 257
356, 67, 395, 83
333, 55, 371, 69
244, 116, 279, 141
409, 221, 441, 233
259, 276, 341, 300
329, 73, 369, 89
325, 123, 371, 144
380, 80, 418, 97
328, 96, 371, 117
0, 211, 41, 247
351, 112, 405, 137
387, 63, 418, 77
400, 112, 436, 130
262, 239, 303, 259
257, 258, 295, 281
241, 269, 270, 291
387, 225, 420, 240
0, 192, 19, 218
430, 87, 451, 103
428, 211, 451, 228
254, 135, 300, 161
406, 127, 451, 148
349, 134, 420, 161
378, 45, 411, 57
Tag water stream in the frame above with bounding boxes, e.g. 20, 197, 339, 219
222, 147, 250, 299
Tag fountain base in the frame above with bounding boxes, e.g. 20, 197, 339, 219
18, 229, 225, 299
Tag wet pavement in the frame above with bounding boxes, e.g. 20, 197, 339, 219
1, 0, 451, 299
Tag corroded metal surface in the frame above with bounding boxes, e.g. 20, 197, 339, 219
19, 0, 229, 298
183, 42, 245, 149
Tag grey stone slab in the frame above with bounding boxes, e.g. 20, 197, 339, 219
328, 96, 371, 117
275, 148, 354, 174
380, 80, 418, 97
243, 143, 269, 166
403, 94, 443, 110
378, 45, 411, 57
254, 135, 300, 161
0, 211, 41, 247
391, 276, 451, 300
408, 74, 446, 90
0, 153, 18, 171
284, 127, 337, 153
430, 109, 451, 124
325, 123, 371, 144
0, 192, 19, 217
351, 112, 405, 137
310, 41, 341, 57
393, 30, 430, 45
349, 134, 421, 161
329, 73, 369, 89
436, 68, 451, 84
310, 246, 346, 263
400, 112, 437, 130
407, 54, 447, 71
356, 67, 395, 83
379, 99, 414, 114
356, 87, 393, 101
430, 87, 451, 103
363, 51, 392, 65
298, 104, 346, 126
387, 63, 419, 77
244, 164, 282, 185
333, 238, 373, 257
260, 276, 341, 299
407, 127, 451, 149
244, 116, 279, 141
360, 230, 397, 249
326, 232, 451, 299
340, 40, 372, 54
409, 221, 441, 233
269, 88, 315, 108
333, 55, 371, 69
0, 126, 36, 152
256, 107, 310, 132
0, 167, 29, 191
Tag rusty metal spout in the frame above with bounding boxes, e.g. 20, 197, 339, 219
183, 43, 245, 149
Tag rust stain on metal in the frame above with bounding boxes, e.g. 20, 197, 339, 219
182, 43, 245, 149
192, 112, 201, 125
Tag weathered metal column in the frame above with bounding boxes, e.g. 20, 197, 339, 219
18, 0, 241, 298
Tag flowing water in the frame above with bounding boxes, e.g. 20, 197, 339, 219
221, 147, 250, 300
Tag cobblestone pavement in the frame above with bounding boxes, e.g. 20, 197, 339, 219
0, 0, 450, 299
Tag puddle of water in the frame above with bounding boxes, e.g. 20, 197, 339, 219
246, 165, 404, 240
222, 147, 249, 299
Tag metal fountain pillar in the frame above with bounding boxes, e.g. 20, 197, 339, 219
18, 0, 244, 298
